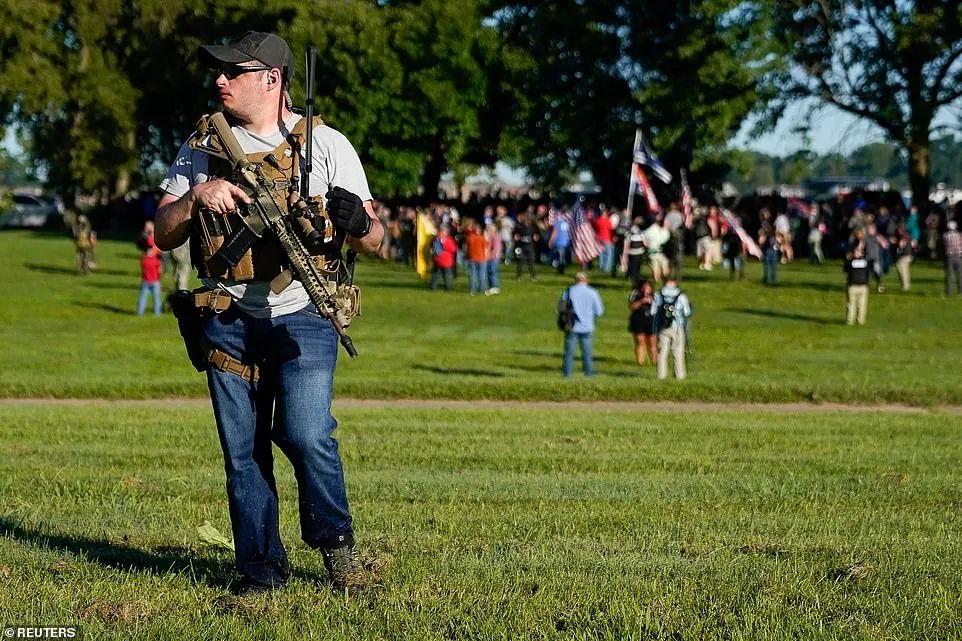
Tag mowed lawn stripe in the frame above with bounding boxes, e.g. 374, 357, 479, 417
0, 404, 959, 639
2, 230, 961, 404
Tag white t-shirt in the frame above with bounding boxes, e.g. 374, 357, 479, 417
499, 216, 515, 242
642, 224, 670, 255
774, 213, 790, 235
159, 113, 372, 318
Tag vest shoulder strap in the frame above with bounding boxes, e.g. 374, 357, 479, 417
290, 114, 325, 137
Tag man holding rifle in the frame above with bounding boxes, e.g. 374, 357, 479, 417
155, 31, 382, 595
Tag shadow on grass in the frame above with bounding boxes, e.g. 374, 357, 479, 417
82, 282, 138, 291
414, 365, 506, 377
726, 307, 845, 325
507, 352, 627, 374
363, 278, 436, 291
773, 280, 847, 294
25, 262, 130, 277
0, 516, 234, 589
23, 263, 78, 276
73, 301, 135, 315
511, 349, 622, 363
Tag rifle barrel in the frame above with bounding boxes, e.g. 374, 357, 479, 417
303, 47, 316, 199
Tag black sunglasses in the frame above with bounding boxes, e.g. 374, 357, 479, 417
215, 63, 273, 80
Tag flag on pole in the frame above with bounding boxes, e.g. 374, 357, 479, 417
632, 132, 672, 183
632, 163, 661, 214
721, 209, 763, 259
572, 204, 602, 265
680, 169, 693, 229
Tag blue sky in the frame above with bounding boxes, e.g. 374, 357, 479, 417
733, 101, 961, 157
732, 103, 887, 156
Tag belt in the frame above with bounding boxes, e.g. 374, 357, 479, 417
193, 289, 233, 313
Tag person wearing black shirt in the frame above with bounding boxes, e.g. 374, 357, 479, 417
628, 280, 657, 366
845, 242, 871, 325
513, 211, 539, 281
721, 224, 744, 280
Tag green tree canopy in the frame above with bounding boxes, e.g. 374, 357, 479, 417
1, 0, 510, 203
486, 0, 780, 197
0, 0, 293, 206
769, 0, 962, 207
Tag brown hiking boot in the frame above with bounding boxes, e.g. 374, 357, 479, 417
321, 544, 364, 591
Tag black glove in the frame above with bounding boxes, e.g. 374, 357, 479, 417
325, 186, 371, 238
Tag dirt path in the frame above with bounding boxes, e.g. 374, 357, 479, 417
1, 398, 959, 414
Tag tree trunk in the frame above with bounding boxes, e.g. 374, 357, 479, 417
113, 168, 131, 200
111, 129, 136, 200
906, 139, 930, 209
421, 151, 445, 201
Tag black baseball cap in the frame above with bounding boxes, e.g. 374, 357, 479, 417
199, 31, 293, 82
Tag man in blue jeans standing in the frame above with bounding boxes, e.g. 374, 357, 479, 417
154, 31, 383, 595
560, 272, 605, 377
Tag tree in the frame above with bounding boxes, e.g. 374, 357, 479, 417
770, 1, 962, 207
486, 0, 779, 198
379, 0, 496, 198
777, 149, 814, 185
0, 0, 292, 207
287, 1, 509, 199
847, 142, 899, 179
930, 134, 962, 185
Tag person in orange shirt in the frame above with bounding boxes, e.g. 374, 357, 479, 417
465, 220, 488, 295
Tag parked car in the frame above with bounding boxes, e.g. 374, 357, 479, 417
0, 193, 64, 229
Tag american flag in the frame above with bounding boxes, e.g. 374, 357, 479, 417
787, 197, 808, 217
680, 169, 693, 229
547, 207, 562, 227
572, 205, 603, 265
632, 163, 661, 214
722, 209, 763, 259
632, 133, 672, 183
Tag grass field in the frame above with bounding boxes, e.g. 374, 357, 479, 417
1, 229, 960, 404
2, 228, 961, 639
1, 403, 960, 640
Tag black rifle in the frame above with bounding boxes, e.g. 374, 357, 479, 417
204, 112, 358, 358
302, 47, 315, 200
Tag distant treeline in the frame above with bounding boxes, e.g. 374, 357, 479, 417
729, 136, 962, 193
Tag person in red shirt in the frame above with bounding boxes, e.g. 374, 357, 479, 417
431, 227, 459, 291
136, 246, 164, 315
593, 209, 614, 273
465, 221, 488, 295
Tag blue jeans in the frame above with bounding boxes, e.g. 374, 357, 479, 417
202, 304, 352, 586
563, 331, 594, 377
468, 260, 487, 294
432, 266, 453, 290
136, 281, 162, 315
553, 245, 570, 274
763, 250, 779, 284
598, 242, 614, 273
486, 259, 501, 290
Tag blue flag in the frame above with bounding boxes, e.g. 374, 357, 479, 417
632, 133, 672, 184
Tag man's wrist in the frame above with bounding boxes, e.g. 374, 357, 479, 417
354, 214, 373, 238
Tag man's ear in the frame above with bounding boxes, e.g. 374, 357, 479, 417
266, 68, 282, 88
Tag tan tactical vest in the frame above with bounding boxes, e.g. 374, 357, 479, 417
188, 115, 341, 283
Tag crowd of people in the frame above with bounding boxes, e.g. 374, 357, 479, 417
377, 192, 961, 291
369, 191, 961, 375
82, 185, 961, 368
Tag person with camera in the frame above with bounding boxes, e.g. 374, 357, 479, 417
513, 210, 539, 281
153, 31, 383, 595
627, 279, 657, 367
844, 232, 871, 325
559, 272, 604, 377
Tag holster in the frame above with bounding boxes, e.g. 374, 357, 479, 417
167, 289, 209, 372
